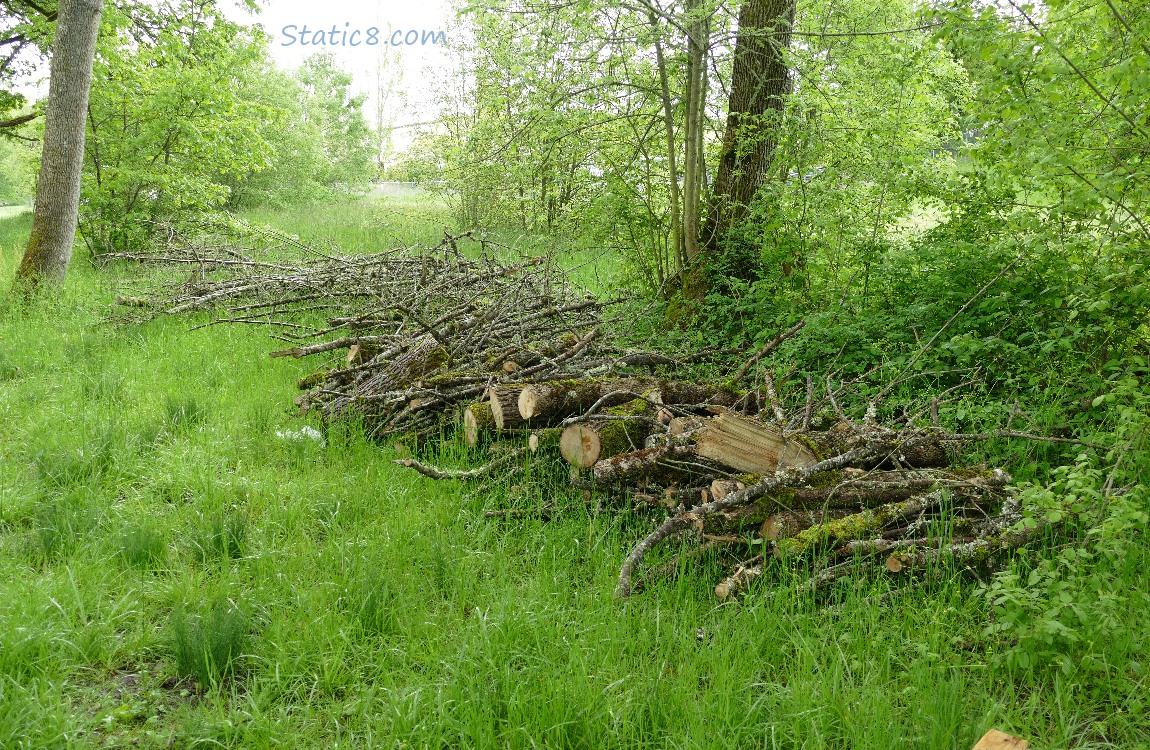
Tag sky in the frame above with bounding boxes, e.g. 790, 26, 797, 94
222, 0, 458, 152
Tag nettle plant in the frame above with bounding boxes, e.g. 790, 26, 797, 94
981, 375, 1149, 680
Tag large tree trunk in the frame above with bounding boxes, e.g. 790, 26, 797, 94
15, 0, 104, 288
699, 0, 796, 279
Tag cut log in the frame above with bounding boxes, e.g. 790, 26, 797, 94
488, 385, 527, 431
561, 420, 654, 468
559, 399, 655, 468
774, 490, 951, 558
709, 479, 746, 501
463, 402, 495, 447
694, 412, 819, 474
517, 378, 744, 424
761, 509, 856, 541
806, 422, 952, 468
656, 381, 743, 408
518, 378, 651, 423
345, 335, 449, 399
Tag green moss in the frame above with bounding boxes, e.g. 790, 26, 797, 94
298, 370, 326, 390
806, 470, 843, 490
793, 434, 824, 461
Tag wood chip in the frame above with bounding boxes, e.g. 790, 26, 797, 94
971, 729, 1029, 750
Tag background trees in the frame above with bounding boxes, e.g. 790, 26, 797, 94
2, 0, 378, 262
82, 4, 376, 253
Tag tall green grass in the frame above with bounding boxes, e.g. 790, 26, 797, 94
0, 199, 1145, 748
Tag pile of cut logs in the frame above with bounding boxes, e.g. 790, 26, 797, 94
116, 222, 1063, 601
404, 370, 1029, 600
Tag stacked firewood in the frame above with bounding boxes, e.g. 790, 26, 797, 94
401, 367, 1036, 600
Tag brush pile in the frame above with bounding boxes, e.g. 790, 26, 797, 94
113, 218, 1075, 601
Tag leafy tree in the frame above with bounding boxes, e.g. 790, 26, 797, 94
295, 52, 375, 190
79, 1, 287, 253
227, 52, 376, 208
0, 0, 55, 135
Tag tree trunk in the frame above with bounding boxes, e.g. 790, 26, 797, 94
15, 0, 104, 288
649, 8, 683, 283
487, 385, 527, 431
681, 0, 709, 268
699, 0, 796, 278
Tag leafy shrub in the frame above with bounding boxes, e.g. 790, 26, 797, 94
980, 381, 1150, 681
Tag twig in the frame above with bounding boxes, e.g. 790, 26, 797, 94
731, 320, 806, 383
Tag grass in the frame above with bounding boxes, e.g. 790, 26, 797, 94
0, 198, 1147, 748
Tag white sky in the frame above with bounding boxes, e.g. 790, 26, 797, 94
224, 0, 456, 152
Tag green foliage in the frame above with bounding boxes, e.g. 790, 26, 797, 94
79, 2, 282, 253
79, 5, 376, 252
4, 192, 1150, 747
0, 135, 34, 204
980, 380, 1149, 675
118, 522, 168, 570
226, 53, 376, 209
170, 597, 251, 686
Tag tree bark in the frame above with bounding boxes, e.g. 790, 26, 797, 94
15, 0, 104, 288
699, 0, 796, 278
681, 0, 709, 269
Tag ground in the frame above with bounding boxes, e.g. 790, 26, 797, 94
0, 199, 1145, 749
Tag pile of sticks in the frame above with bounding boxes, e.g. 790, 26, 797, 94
112, 222, 654, 441
117, 221, 1073, 601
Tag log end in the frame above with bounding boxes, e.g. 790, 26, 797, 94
560, 424, 601, 468
518, 386, 539, 420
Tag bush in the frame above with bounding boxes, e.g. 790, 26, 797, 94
980, 380, 1150, 683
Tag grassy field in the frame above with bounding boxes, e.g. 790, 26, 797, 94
0, 199, 1146, 749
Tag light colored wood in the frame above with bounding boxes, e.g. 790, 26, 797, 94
971, 729, 1028, 750
488, 386, 526, 431
561, 424, 602, 468
560, 416, 653, 469
695, 412, 818, 474
710, 479, 745, 501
